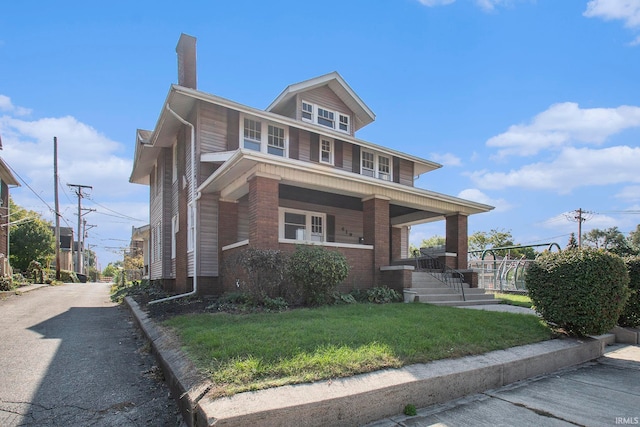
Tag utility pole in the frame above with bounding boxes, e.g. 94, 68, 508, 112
53, 137, 61, 281
565, 208, 592, 248
68, 184, 92, 275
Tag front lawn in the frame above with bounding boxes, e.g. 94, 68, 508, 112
164, 303, 552, 397
495, 292, 534, 308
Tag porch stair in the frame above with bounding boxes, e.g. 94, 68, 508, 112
408, 271, 497, 306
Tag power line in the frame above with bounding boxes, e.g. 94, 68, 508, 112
85, 196, 146, 222
564, 208, 593, 248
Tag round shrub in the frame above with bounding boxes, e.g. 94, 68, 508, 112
288, 245, 349, 306
619, 256, 640, 328
526, 248, 629, 336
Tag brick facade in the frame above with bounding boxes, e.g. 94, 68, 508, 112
363, 196, 390, 285
445, 213, 468, 270
248, 174, 280, 250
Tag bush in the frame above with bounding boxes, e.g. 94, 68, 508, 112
0, 276, 13, 291
288, 245, 349, 306
223, 248, 293, 302
619, 256, 640, 328
364, 286, 402, 304
526, 248, 630, 336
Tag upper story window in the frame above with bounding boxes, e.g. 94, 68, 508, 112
241, 115, 287, 157
301, 100, 350, 134
320, 138, 334, 165
361, 149, 392, 181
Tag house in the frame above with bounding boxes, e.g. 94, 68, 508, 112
129, 34, 493, 296
130, 224, 150, 277
0, 153, 20, 277
49, 226, 74, 271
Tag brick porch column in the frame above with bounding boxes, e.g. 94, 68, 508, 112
248, 172, 280, 249
445, 213, 468, 270
363, 195, 390, 286
390, 226, 403, 261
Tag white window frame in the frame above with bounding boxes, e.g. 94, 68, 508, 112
172, 143, 178, 183
361, 149, 392, 181
320, 138, 334, 165
171, 214, 178, 259
187, 202, 195, 253
301, 100, 350, 134
279, 208, 326, 243
240, 114, 288, 157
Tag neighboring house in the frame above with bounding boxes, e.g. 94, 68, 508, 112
49, 226, 74, 271
130, 224, 150, 277
0, 155, 20, 277
130, 34, 493, 296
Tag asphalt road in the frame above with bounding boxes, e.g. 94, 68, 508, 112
0, 283, 181, 426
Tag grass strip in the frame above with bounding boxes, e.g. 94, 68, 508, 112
164, 303, 552, 396
495, 292, 534, 308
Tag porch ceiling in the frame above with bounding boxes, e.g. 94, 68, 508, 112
198, 150, 493, 225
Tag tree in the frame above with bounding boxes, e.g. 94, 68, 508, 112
566, 233, 578, 250
583, 227, 637, 256
630, 224, 640, 251
9, 199, 55, 272
409, 235, 445, 254
468, 228, 536, 259
102, 263, 118, 278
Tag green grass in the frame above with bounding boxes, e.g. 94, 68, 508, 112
164, 303, 552, 397
495, 292, 534, 308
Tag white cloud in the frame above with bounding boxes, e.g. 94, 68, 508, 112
417, 0, 517, 10
630, 34, 640, 45
615, 185, 640, 201
584, 0, 640, 28
486, 102, 640, 158
430, 152, 462, 166
470, 145, 640, 193
458, 188, 511, 212
0, 95, 32, 116
0, 96, 148, 267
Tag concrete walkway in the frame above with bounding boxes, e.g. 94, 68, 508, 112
367, 343, 640, 427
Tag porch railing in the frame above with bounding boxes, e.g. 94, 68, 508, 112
413, 249, 466, 301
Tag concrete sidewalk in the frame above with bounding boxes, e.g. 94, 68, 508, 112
0, 283, 49, 296
125, 296, 640, 427
367, 343, 640, 427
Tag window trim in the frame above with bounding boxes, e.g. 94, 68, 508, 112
171, 214, 178, 259
187, 202, 195, 253
279, 208, 326, 243
172, 143, 178, 183
320, 138, 334, 165
361, 149, 392, 181
240, 114, 288, 157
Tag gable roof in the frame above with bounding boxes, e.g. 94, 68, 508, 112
266, 72, 376, 132
0, 157, 20, 187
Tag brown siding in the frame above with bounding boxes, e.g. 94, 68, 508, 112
352, 144, 361, 174
298, 130, 311, 162
198, 193, 218, 275
399, 158, 414, 186
335, 139, 343, 168
199, 103, 227, 153
393, 156, 400, 184
309, 132, 319, 163
302, 87, 351, 119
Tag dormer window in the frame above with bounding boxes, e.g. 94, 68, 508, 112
301, 100, 350, 134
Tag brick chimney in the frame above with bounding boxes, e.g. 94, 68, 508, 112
176, 33, 197, 89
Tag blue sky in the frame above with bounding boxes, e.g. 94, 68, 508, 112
1, 0, 639, 268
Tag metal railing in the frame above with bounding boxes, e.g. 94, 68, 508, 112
413, 249, 466, 301
468, 258, 534, 292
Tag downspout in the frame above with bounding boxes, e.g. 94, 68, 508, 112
149, 104, 200, 304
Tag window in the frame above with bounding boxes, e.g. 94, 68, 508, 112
302, 102, 313, 121
172, 143, 178, 183
339, 114, 349, 132
187, 203, 195, 252
171, 214, 178, 259
243, 118, 261, 151
320, 138, 333, 164
301, 100, 350, 134
317, 108, 334, 128
267, 125, 285, 156
361, 150, 392, 181
361, 151, 375, 177
240, 115, 287, 157
280, 208, 326, 242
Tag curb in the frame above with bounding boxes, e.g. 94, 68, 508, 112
125, 297, 614, 427
124, 297, 213, 427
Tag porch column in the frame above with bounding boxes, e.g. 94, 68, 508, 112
445, 213, 468, 270
390, 226, 403, 261
363, 195, 390, 286
218, 199, 238, 248
248, 172, 280, 250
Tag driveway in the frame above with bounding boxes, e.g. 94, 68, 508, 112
0, 282, 180, 426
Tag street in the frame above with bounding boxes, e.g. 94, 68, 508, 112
0, 283, 181, 426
